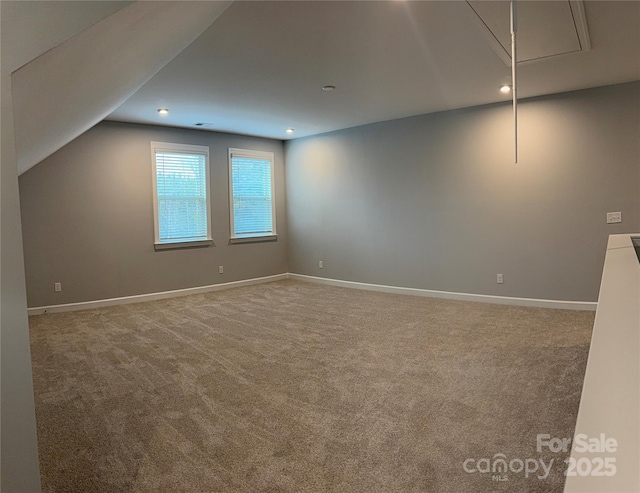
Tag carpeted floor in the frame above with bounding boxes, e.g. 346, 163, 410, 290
29, 280, 594, 492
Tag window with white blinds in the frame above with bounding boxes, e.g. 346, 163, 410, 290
151, 142, 212, 248
229, 149, 276, 240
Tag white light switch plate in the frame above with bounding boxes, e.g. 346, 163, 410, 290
606, 212, 622, 224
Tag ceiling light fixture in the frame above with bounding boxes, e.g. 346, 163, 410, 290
322, 85, 336, 92
500, 84, 511, 94
286, 128, 294, 134
157, 108, 169, 116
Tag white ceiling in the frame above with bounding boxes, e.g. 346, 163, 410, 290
465, 0, 590, 64
101, 1, 637, 141
5, 1, 231, 174
1, 1, 131, 73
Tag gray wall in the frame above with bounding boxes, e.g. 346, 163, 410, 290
17, 83, 640, 308
19, 121, 288, 308
1, 10, 42, 491
285, 82, 640, 302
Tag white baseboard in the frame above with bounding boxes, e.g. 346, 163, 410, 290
28, 272, 597, 315
289, 274, 597, 311
28, 274, 289, 316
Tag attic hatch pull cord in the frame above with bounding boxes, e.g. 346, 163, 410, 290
511, 0, 518, 164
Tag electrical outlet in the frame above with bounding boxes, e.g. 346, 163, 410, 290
497, 274, 504, 284
606, 212, 622, 224
319, 260, 324, 269
54, 282, 62, 292
218, 265, 224, 274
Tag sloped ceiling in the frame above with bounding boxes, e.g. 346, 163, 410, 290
6, 1, 640, 173
108, 1, 640, 141
9, 1, 232, 174
1, 1, 131, 73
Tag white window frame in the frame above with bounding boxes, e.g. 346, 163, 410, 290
228, 148, 277, 243
151, 141, 213, 250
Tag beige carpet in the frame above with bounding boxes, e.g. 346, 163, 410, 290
29, 280, 594, 492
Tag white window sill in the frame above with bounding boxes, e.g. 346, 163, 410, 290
154, 239, 213, 251
229, 234, 277, 244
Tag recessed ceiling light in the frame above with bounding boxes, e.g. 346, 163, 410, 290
286, 128, 294, 134
500, 85, 511, 94
157, 108, 169, 116
322, 85, 336, 92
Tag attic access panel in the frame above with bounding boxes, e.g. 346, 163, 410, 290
464, 0, 591, 65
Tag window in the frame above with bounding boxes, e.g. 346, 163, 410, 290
229, 148, 276, 242
151, 142, 212, 249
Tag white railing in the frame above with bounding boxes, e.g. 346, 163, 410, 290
564, 234, 640, 492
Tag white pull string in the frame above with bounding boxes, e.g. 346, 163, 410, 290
511, 0, 518, 164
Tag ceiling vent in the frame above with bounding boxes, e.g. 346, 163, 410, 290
463, 0, 591, 65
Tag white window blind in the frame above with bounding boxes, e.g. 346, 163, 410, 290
152, 143, 211, 247
229, 149, 276, 239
